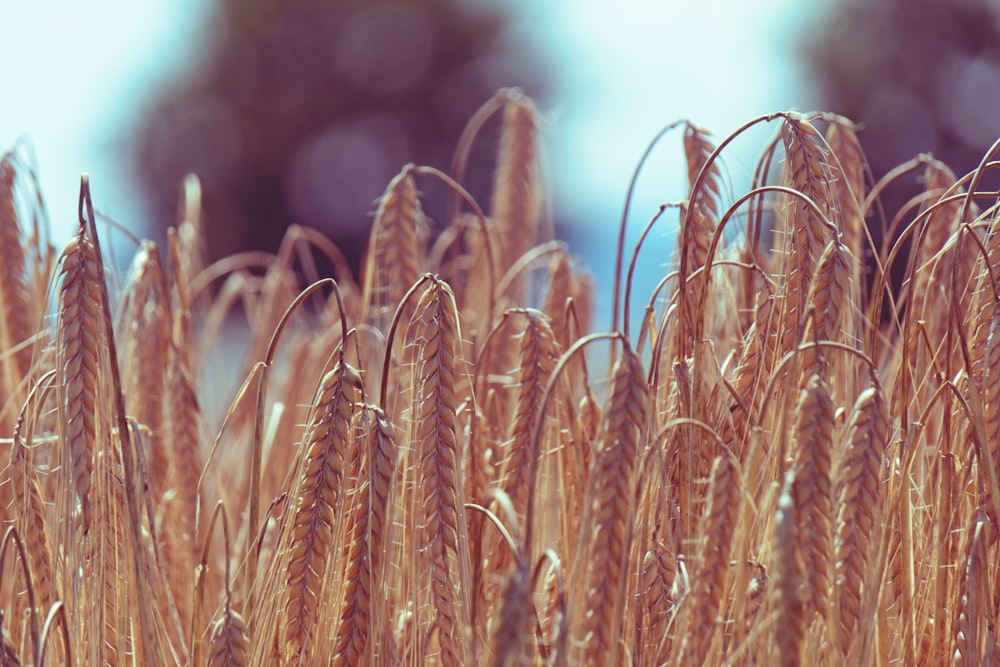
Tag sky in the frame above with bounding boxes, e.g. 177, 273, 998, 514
0, 0, 817, 327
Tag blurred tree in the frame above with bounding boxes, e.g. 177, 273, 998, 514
803, 0, 1000, 281
126, 0, 551, 268
807, 0, 1000, 176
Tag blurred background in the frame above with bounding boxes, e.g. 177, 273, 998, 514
3, 0, 1000, 328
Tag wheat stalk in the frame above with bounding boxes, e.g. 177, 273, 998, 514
281, 355, 359, 661
834, 384, 889, 660
577, 344, 647, 666
409, 277, 472, 667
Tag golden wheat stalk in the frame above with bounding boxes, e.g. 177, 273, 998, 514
409, 277, 472, 666
280, 355, 360, 661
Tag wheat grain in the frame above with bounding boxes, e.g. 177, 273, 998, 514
207, 609, 249, 667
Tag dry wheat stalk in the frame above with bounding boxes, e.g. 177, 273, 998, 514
56, 226, 103, 535
491, 90, 542, 280
773, 470, 805, 667
0, 156, 35, 406
799, 239, 853, 390
117, 242, 170, 501
789, 374, 835, 620
834, 384, 889, 659
675, 454, 740, 666
365, 166, 427, 333
282, 355, 359, 661
331, 411, 374, 666
409, 277, 472, 667
578, 345, 647, 666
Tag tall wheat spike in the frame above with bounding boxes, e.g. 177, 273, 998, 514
0, 156, 35, 414
365, 166, 426, 334
9, 403, 57, 616
491, 90, 542, 278
282, 355, 359, 661
834, 384, 890, 659
675, 454, 741, 665
331, 410, 374, 666
799, 239, 853, 389
56, 226, 103, 535
408, 277, 472, 667
774, 470, 805, 667
789, 374, 835, 621
777, 116, 837, 372
117, 242, 170, 501
578, 344, 647, 666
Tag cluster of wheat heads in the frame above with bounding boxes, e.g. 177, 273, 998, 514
2, 92, 1000, 665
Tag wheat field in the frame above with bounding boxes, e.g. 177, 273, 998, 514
0, 88, 998, 665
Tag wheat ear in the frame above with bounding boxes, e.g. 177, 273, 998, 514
675, 454, 741, 665
799, 239, 853, 387
834, 384, 889, 660
789, 374, 835, 618
491, 90, 542, 277
366, 404, 398, 660
774, 469, 805, 667
638, 523, 676, 663
824, 120, 867, 270
0, 156, 35, 405
282, 355, 359, 661
10, 402, 57, 615
580, 345, 647, 665
682, 124, 723, 274
410, 277, 472, 667
778, 116, 836, 362
952, 513, 989, 665
332, 409, 374, 666
117, 242, 170, 501
207, 610, 249, 667
364, 166, 426, 332
56, 227, 102, 534
500, 310, 560, 521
